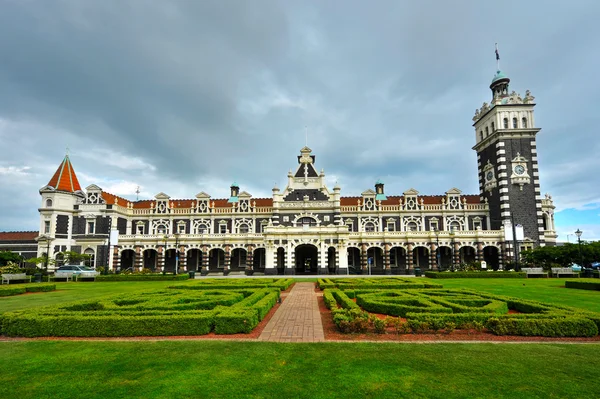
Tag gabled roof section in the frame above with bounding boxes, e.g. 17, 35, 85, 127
403, 188, 419, 196
361, 189, 376, 196
86, 184, 103, 192
445, 188, 462, 195
195, 191, 211, 199
0, 231, 39, 242
238, 191, 252, 198
154, 192, 170, 200
47, 155, 82, 193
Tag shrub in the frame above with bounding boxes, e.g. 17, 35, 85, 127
97, 274, 190, 281
0, 286, 26, 297
424, 271, 526, 279
486, 317, 598, 337
214, 309, 259, 334
565, 281, 600, 291
25, 284, 56, 293
372, 316, 386, 334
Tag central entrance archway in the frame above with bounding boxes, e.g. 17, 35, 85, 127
295, 244, 318, 274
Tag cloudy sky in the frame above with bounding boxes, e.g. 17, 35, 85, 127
0, 1, 598, 242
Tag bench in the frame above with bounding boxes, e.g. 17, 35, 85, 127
1, 273, 32, 285
521, 268, 548, 278
551, 267, 579, 278
49, 272, 74, 282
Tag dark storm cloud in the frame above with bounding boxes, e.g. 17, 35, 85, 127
0, 0, 599, 235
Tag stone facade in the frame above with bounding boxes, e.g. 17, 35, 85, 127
28, 69, 558, 274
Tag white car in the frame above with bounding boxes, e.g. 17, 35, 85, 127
55, 265, 98, 276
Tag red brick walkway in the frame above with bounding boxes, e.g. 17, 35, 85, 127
258, 282, 325, 342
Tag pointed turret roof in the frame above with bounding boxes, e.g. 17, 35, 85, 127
47, 155, 82, 193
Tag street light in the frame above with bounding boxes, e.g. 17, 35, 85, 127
449, 227, 456, 272
433, 228, 441, 272
173, 232, 180, 275
575, 229, 583, 275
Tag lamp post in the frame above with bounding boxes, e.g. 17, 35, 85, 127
173, 232, 180, 275
575, 229, 583, 275
433, 228, 441, 272
449, 227, 456, 272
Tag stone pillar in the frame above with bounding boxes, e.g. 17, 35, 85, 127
406, 243, 413, 274
318, 244, 328, 275
337, 244, 348, 275
135, 246, 143, 271
453, 242, 460, 268
265, 245, 277, 275
224, 245, 230, 273
476, 242, 483, 262
383, 243, 391, 275
360, 243, 368, 273
246, 245, 254, 270
201, 245, 210, 274
157, 245, 165, 272
179, 245, 186, 272
112, 246, 119, 271
430, 243, 437, 271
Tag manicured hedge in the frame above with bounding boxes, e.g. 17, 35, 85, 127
424, 271, 526, 279
318, 277, 442, 290
0, 283, 56, 297
96, 274, 190, 281
486, 317, 598, 337
323, 287, 600, 337
1, 287, 279, 337
565, 281, 600, 291
170, 278, 293, 291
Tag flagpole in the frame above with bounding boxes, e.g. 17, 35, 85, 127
495, 43, 500, 70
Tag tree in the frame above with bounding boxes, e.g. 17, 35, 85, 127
58, 251, 92, 264
0, 251, 23, 266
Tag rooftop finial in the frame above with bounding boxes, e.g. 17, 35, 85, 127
66, 146, 70, 157
135, 186, 140, 201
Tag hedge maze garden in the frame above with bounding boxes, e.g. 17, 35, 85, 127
319, 278, 600, 337
0, 282, 288, 337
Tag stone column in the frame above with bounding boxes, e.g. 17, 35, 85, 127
430, 243, 437, 271
201, 245, 210, 274
265, 245, 278, 275
246, 245, 254, 270
406, 243, 413, 274
476, 242, 483, 262
337, 244, 348, 275
224, 245, 230, 274
360, 243, 368, 273
135, 246, 143, 271
112, 246, 119, 271
157, 246, 165, 272
383, 243, 391, 275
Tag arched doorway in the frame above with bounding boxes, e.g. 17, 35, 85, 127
438, 246, 452, 270
143, 249, 158, 271
84, 248, 95, 268
276, 247, 285, 275
367, 247, 384, 274
295, 244, 318, 274
390, 246, 407, 274
253, 248, 266, 272
230, 248, 247, 271
413, 246, 429, 269
164, 249, 179, 272
120, 249, 135, 271
459, 246, 477, 265
327, 247, 336, 274
209, 248, 225, 271
347, 247, 361, 274
483, 246, 500, 270
186, 249, 202, 271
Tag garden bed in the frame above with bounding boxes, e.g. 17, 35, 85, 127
424, 271, 526, 279
0, 283, 56, 297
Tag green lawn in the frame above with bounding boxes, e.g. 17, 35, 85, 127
1, 341, 599, 399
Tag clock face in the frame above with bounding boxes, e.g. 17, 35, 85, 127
514, 165, 525, 175
486, 171, 494, 181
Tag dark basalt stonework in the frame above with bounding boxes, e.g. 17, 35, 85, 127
283, 189, 329, 202
117, 218, 127, 235
56, 215, 69, 235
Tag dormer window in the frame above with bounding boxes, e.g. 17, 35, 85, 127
45, 199, 53, 208
522, 117, 527, 128
512, 118, 518, 128
485, 127, 489, 137
503, 118, 508, 129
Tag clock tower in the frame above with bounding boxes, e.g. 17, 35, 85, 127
472, 68, 545, 249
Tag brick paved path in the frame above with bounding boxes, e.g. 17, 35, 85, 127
258, 282, 325, 342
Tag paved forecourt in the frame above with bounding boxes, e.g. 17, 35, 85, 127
259, 282, 324, 343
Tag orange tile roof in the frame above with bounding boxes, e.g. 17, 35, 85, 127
0, 231, 39, 241
47, 156, 82, 193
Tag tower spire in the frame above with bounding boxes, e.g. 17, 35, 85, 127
46, 154, 82, 193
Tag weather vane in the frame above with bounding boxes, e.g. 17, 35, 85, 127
135, 186, 140, 201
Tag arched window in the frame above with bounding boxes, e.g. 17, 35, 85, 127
449, 221, 461, 231
46, 199, 53, 207
364, 222, 375, 232
406, 222, 418, 231
157, 225, 167, 235
491, 122, 495, 131
503, 118, 508, 129
84, 248, 95, 268
512, 118, 518, 128
522, 117, 527, 128
298, 217, 317, 227
239, 224, 249, 234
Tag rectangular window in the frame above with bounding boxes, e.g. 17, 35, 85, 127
87, 222, 95, 234
137, 225, 144, 235
178, 224, 186, 234
430, 221, 439, 231
44, 221, 50, 234
473, 220, 482, 230
387, 222, 395, 232
220, 225, 227, 234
